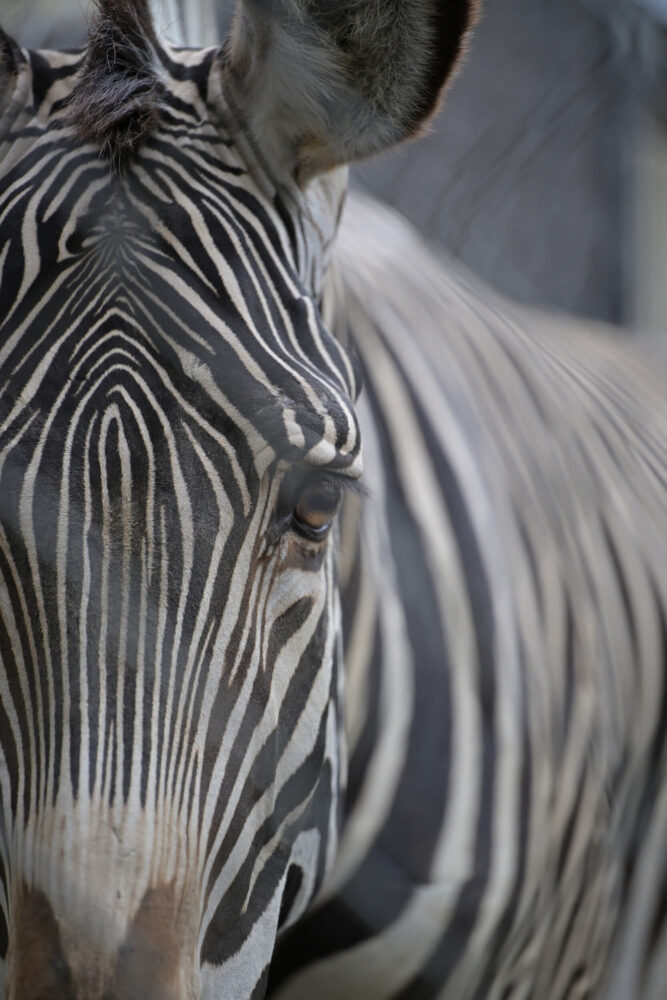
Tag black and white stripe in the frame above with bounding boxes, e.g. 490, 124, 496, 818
266, 195, 667, 1000
1, 2, 665, 998
0, 23, 361, 998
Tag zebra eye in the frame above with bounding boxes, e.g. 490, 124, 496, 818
293, 475, 344, 540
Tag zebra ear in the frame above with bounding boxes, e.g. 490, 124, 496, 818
225, 0, 479, 182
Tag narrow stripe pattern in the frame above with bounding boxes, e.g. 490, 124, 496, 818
0, 36, 360, 1000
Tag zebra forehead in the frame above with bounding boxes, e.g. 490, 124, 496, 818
0, 78, 362, 482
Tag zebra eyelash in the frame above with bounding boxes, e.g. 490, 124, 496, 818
307, 470, 368, 500
272, 462, 369, 502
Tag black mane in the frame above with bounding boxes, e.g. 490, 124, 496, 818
68, 0, 162, 168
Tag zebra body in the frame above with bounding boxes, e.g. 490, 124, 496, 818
269, 196, 667, 998
0, 1, 665, 997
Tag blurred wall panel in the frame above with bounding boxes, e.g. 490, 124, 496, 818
354, 0, 627, 323
617, 2, 667, 345
629, 109, 667, 345
1, 0, 85, 48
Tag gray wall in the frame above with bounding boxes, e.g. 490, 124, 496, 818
355, 0, 628, 323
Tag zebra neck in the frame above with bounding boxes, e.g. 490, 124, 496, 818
320, 195, 667, 967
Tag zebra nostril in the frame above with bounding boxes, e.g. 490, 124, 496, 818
8, 880, 198, 1000
9, 884, 75, 1000
109, 883, 198, 1000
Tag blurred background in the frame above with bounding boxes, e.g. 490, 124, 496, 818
2, 0, 667, 341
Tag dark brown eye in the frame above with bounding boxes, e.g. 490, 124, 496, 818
293, 475, 344, 540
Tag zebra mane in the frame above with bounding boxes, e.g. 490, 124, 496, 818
68, 0, 162, 168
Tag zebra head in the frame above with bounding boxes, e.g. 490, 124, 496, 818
0, 2, 476, 997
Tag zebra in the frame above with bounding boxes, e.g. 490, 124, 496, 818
0, 1, 665, 999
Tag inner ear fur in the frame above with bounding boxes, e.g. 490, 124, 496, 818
226, 0, 480, 182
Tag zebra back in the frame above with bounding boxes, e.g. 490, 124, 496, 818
268, 192, 667, 999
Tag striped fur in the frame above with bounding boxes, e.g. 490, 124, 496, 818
0, 33, 361, 1000
0, 2, 665, 999
269, 196, 667, 999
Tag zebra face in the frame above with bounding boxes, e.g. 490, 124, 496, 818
0, 1, 477, 996
0, 36, 361, 1000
